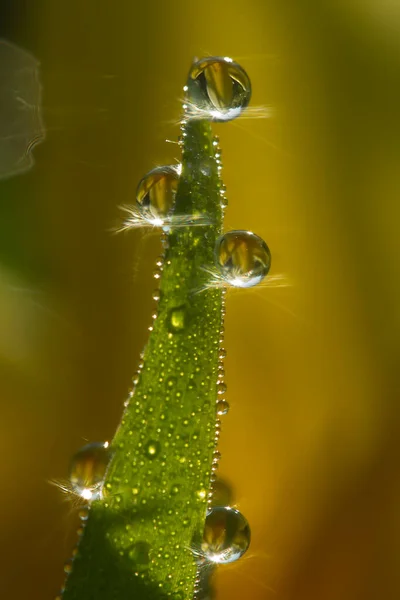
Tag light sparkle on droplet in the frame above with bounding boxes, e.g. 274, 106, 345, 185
215, 230, 271, 288
201, 506, 251, 564
185, 56, 251, 122
69, 442, 111, 502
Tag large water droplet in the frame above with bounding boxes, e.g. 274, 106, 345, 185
136, 165, 180, 223
186, 57, 251, 122
69, 442, 111, 501
202, 506, 250, 564
215, 230, 271, 288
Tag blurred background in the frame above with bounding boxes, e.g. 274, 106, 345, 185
1, 1, 400, 599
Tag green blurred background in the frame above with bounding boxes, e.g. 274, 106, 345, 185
1, 1, 400, 599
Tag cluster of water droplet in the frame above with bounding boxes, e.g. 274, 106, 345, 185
57, 55, 262, 599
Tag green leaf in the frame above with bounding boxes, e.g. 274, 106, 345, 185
62, 118, 224, 600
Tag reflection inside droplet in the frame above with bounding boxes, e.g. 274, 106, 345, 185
186, 56, 251, 122
0, 40, 45, 178
69, 441, 111, 501
136, 165, 180, 223
202, 506, 251, 564
215, 230, 271, 288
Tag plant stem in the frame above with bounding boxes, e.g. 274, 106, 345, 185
62, 117, 225, 600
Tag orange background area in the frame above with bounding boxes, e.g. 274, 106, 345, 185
1, 2, 400, 599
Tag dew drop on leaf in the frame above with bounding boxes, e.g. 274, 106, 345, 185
186, 56, 251, 122
216, 400, 229, 415
217, 381, 227, 395
69, 442, 111, 501
215, 230, 271, 288
168, 305, 187, 333
145, 440, 160, 459
202, 506, 250, 564
136, 165, 180, 222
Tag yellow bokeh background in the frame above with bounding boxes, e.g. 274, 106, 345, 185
1, 2, 400, 599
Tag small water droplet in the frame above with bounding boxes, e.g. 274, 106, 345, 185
64, 560, 73, 574
145, 440, 160, 459
152, 289, 161, 302
186, 57, 251, 122
217, 381, 227, 395
166, 376, 177, 388
196, 488, 207, 500
202, 506, 250, 563
78, 507, 89, 521
215, 230, 271, 288
219, 348, 227, 359
69, 442, 111, 501
136, 165, 180, 222
168, 305, 187, 333
171, 484, 180, 495
216, 400, 230, 415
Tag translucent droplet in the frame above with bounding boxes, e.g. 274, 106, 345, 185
168, 305, 187, 333
215, 230, 271, 288
145, 440, 160, 459
69, 442, 111, 501
216, 400, 229, 415
136, 165, 179, 223
186, 56, 251, 122
202, 506, 250, 564
0, 40, 45, 179
64, 560, 73, 574
217, 382, 227, 395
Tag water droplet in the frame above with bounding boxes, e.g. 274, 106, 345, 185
216, 400, 230, 415
171, 484, 180, 495
219, 348, 227, 359
196, 488, 207, 500
168, 305, 187, 333
166, 376, 177, 389
217, 382, 227, 395
69, 442, 111, 501
78, 507, 89, 521
202, 506, 250, 563
145, 440, 160, 459
64, 560, 73, 574
215, 230, 271, 288
136, 165, 180, 222
152, 289, 161, 302
186, 57, 251, 122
